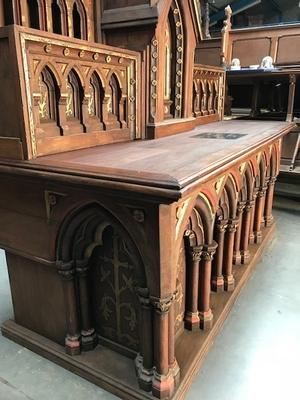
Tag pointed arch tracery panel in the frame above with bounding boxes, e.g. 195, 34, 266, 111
88, 71, 105, 124
66, 68, 84, 122
180, 196, 216, 332
38, 66, 60, 123
89, 224, 144, 352
56, 204, 147, 357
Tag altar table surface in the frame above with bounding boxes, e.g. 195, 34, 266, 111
0, 120, 293, 197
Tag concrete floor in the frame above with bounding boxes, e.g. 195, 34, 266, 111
0, 196, 299, 400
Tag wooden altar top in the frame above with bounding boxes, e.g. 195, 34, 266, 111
0, 120, 294, 200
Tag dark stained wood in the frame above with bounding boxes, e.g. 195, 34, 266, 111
2, 223, 276, 400
0, 2, 296, 400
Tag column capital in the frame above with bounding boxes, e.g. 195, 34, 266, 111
268, 176, 277, 186
226, 218, 239, 233
237, 201, 246, 213
189, 245, 203, 261
245, 200, 255, 212
216, 219, 228, 232
75, 258, 90, 275
150, 295, 173, 314
136, 288, 151, 307
257, 186, 267, 197
252, 187, 259, 199
201, 241, 218, 261
56, 260, 75, 279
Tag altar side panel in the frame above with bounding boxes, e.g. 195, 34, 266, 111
6, 253, 66, 345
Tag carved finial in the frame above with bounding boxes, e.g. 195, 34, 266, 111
221, 6, 233, 67
225, 5, 232, 23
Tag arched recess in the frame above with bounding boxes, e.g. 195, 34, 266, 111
38, 66, 60, 122
37, 66, 61, 136
233, 165, 254, 266
56, 203, 148, 357
212, 176, 238, 292
27, 0, 46, 29
51, 0, 68, 35
104, 73, 126, 130
250, 154, 268, 244
181, 195, 216, 331
72, 0, 87, 39
163, 0, 184, 119
66, 68, 84, 123
88, 71, 105, 128
264, 146, 278, 227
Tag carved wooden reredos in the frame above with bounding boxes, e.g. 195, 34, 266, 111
0, 0, 226, 159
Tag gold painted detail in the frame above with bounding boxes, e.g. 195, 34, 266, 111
44, 44, 52, 53
198, 193, 214, 217
63, 47, 70, 56
45, 191, 66, 222
176, 199, 191, 238
239, 162, 246, 174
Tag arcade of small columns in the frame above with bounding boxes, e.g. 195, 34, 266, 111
133, 143, 279, 398
54, 142, 279, 399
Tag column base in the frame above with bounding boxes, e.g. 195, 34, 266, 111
65, 334, 81, 356
170, 359, 180, 387
233, 251, 242, 265
254, 231, 262, 244
81, 329, 98, 352
224, 275, 235, 292
264, 216, 274, 227
240, 250, 250, 264
135, 355, 154, 393
152, 371, 175, 399
199, 309, 213, 331
211, 276, 224, 293
249, 233, 255, 244
184, 312, 200, 331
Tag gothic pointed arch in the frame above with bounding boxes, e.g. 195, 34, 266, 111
56, 203, 147, 355
27, 0, 44, 29
182, 194, 216, 331
107, 72, 124, 128
51, 0, 68, 35
72, 0, 87, 40
66, 68, 84, 122
38, 65, 60, 128
224, 175, 238, 219
163, 0, 184, 119
88, 71, 105, 122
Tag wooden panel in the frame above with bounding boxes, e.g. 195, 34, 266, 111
0, 137, 24, 160
0, 37, 23, 139
36, 129, 131, 157
6, 253, 66, 345
195, 39, 222, 67
277, 35, 300, 64
232, 38, 271, 67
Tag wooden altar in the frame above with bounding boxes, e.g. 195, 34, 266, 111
0, 1, 295, 399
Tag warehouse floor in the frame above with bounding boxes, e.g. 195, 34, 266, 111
0, 196, 299, 400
